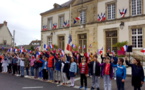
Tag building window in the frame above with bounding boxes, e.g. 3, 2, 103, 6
132, 28, 143, 48
132, 0, 142, 16
107, 4, 115, 20
48, 37, 52, 45
59, 15, 64, 28
48, 18, 53, 30
78, 34, 87, 53
58, 36, 65, 50
3, 40, 7, 45
80, 10, 86, 24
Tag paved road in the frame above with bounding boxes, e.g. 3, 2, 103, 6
0, 73, 77, 90
0, 73, 145, 90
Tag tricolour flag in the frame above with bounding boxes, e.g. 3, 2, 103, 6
49, 44, 54, 49
119, 9, 127, 18
52, 23, 57, 29
75, 17, 81, 20
42, 26, 47, 31
101, 13, 106, 21
66, 34, 72, 51
98, 47, 103, 54
63, 21, 67, 27
74, 19, 77, 24
97, 14, 101, 21
60, 50, 65, 57
111, 50, 115, 55
71, 44, 76, 48
121, 45, 128, 52
44, 44, 47, 49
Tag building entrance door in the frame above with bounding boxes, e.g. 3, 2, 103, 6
78, 34, 87, 53
106, 30, 117, 53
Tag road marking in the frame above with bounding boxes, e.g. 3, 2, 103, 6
22, 86, 43, 89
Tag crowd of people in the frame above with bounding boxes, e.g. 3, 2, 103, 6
0, 50, 144, 90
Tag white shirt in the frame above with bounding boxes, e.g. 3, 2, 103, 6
20, 58, 25, 66
93, 62, 96, 74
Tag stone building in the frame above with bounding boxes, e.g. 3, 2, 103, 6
0, 21, 13, 52
41, 0, 145, 54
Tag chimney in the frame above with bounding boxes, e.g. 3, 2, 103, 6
53, 3, 60, 8
4, 21, 7, 26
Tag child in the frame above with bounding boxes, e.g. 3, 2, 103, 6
61, 56, 68, 85
54, 55, 61, 84
40, 56, 48, 81
20, 54, 25, 77
125, 57, 144, 90
69, 57, 77, 87
79, 57, 88, 90
112, 58, 126, 90
2, 54, 8, 73
101, 57, 113, 90
90, 55, 101, 90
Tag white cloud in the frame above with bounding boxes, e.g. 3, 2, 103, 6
0, 0, 68, 45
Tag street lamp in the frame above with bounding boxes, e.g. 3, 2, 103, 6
120, 22, 124, 30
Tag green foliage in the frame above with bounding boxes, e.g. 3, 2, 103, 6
113, 41, 128, 48
30, 46, 34, 51
53, 44, 58, 49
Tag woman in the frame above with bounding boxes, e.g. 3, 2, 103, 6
125, 57, 144, 90
69, 57, 77, 87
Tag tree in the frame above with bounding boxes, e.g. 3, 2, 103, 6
113, 41, 128, 50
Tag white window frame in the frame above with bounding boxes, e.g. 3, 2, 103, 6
48, 37, 52, 45
132, 28, 143, 49
59, 15, 64, 28
80, 10, 86, 24
107, 4, 115, 20
48, 18, 53, 30
132, 0, 142, 16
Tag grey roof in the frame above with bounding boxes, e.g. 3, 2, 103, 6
40, 0, 73, 15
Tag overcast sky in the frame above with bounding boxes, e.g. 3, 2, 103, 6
0, 0, 67, 45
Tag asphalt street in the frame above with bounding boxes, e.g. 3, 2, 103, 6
0, 73, 145, 90
0, 73, 77, 90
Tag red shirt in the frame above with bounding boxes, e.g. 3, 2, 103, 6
105, 63, 110, 75
79, 63, 88, 74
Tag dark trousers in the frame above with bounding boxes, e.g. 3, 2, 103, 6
35, 68, 39, 78
134, 87, 141, 90
116, 77, 125, 90
43, 69, 48, 80
8, 64, 12, 73
0, 63, 2, 72
17, 65, 20, 74
80, 74, 87, 87
12, 64, 17, 74
25, 67, 29, 75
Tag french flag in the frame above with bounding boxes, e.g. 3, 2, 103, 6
67, 20, 70, 27
97, 14, 101, 21
66, 34, 72, 51
63, 21, 67, 27
101, 13, 106, 21
98, 47, 103, 54
20, 49, 24, 53
60, 50, 65, 57
119, 9, 127, 18
141, 48, 145, 55
74, 19, 77, 24
14, 48, 18, 52
52, 23, 57, 29
71, 44, 76, 48
44, 44, 47, 49
121, 45, 128, 52
75, 17, 81, 20
49, 44, 54, 49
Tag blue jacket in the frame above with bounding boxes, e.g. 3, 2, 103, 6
69, 62, 77, 73
40, 59, 48, 70
112, 64, 126, 79
55, 60, 61, 71
12, 58, 18, 64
